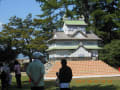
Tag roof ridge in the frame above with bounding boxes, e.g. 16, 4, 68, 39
67, 30, 87, 37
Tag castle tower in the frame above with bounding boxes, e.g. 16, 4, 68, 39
46, 17, 102, 60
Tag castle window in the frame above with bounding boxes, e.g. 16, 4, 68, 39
63, 42, 71, 45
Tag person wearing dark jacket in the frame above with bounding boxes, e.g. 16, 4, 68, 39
56, 59, 72, 90
0, 63, 8, 90
1, 71, 8, 90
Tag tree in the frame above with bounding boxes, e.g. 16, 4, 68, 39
35, 0, 80, 30
0, 27, 19, 63
0, 14, 48, 62
0, 46, 18, 63
100, 40, 120, 68
89, 0, 120, 44
35, 0, 108, 27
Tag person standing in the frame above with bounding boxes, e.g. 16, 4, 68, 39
0, 63, 10, 90
56, 59, 72, 90
14, 60, 22, 88
0, 63, 8, 90
26, 52, 45, 90
0, 70, 8, 90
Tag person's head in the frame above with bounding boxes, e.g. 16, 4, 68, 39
14, 60, 19, 65
32, 52, 45, 63
61, 59, 67, 67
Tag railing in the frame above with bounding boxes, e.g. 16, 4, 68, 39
49, 57, 93, 61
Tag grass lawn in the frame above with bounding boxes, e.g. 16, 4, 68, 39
1, 76, 120, 90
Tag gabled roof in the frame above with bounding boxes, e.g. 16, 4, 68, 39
64, 20, 87, 25
69, 30, 87, 37
50, 31, 101, 41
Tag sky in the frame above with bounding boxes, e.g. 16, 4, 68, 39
0, 0, 42, 30
0, 0, 42, 59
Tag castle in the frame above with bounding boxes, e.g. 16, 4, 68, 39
46, 17, 102, 60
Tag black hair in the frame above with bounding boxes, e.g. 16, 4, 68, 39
61, 59, 67, 65
14, 60, 19, 65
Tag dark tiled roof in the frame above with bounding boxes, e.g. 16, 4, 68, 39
51, 31, 101, 40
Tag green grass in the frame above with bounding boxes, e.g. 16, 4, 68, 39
1, 76, 120, 90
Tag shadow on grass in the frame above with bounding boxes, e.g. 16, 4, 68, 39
45, 80, 59, 90
71, 84, 117, 90
45, 81, 117, 90
0, 80, 117, 90
8, 81, 31, 90
9, 80, 58, 90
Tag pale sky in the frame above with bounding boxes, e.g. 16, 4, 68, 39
0, 0, 42, 30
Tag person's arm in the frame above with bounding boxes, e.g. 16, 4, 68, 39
14, 65, 18, 74
69, 67, 73, 82
56, 72, 59, 78
58, 68, 62, 80
14, 65, 16, 71
26, 63, 34, 82
34, 73, 44, 85
34, 63, 45, 85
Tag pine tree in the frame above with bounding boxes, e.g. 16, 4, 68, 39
0, 14, 48, 62
89, 0, 120, 44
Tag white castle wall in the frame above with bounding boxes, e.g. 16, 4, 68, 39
49, 47, 98, 59
49, 50, 73, 58
63, 24, 86, 34
49, 41, 98, 48
70, 47, 91, 57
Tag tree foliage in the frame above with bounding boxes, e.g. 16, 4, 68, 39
35, 0, 81, 30
100, 40, 120, 67
0, 46, 18, 63
0, 14, 48, 62
89, 0, 120, 44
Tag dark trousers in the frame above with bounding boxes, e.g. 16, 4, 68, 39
15, 74, 21, 88
1, 79, 8, 90
1, 72, 8, 90
31, 86, 44, 90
